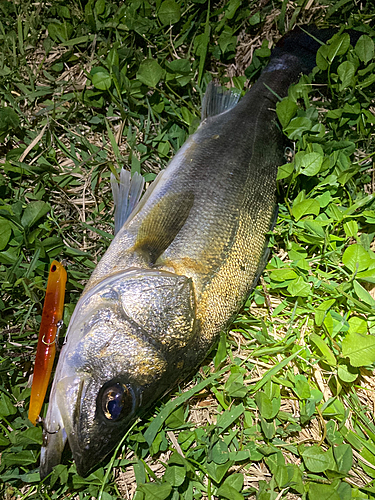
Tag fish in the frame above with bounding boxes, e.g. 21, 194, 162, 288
28, 260, 67, 426
40, 26, 337, 478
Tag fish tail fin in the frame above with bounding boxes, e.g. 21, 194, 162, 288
270, 25, 361, 75
111, 169, 145, 235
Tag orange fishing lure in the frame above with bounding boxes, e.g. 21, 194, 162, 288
28, 261, 67, 425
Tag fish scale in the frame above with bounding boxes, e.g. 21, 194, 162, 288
40, 26, 344, 478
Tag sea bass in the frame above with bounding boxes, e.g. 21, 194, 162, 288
40, 26, 330, 478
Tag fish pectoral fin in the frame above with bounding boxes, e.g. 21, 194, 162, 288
134, 191, 194, 264
111, 169, 145, 235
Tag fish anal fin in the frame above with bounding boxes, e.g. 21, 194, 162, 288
134, 192, 194, 264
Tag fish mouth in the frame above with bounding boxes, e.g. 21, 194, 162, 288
56, 375, 97, 476
40, 427, 68, 479
40, 375, 89, 478
39, 396, 68, 479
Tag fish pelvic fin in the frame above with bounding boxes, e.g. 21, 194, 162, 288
201, 82, 241, 122
133, 191, 194, 265
111, 169, 145, 235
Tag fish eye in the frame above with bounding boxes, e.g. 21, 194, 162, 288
101, 383, 133, 421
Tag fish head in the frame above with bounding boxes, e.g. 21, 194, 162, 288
40, 269, 196, 478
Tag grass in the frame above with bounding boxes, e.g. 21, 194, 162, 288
1, 0, 375, 499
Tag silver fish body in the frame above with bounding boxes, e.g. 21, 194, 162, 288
40, 28, 323, 478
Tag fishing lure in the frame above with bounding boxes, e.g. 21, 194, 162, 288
28, 261, 67, 426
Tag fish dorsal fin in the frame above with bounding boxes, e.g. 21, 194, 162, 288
201, 82, 241, 121
111, 169, 145, 235
134, 191, 194, 264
